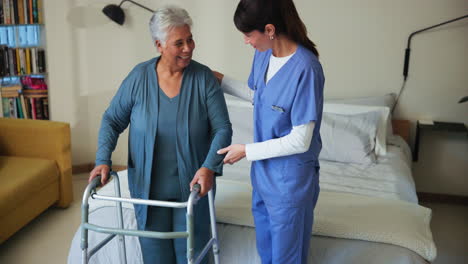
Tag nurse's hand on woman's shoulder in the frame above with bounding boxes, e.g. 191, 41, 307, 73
190, 167, 214, 197
212, 71, 224, 84
217, 144, 246, 165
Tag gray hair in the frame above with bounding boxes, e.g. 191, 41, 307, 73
149, 5, 193, 46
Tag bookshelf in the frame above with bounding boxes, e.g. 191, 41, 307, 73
0, 0, 48, 120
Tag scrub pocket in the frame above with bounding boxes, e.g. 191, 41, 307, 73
279, 161, 318, 204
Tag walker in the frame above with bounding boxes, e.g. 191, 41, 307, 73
80, 171, 220, 264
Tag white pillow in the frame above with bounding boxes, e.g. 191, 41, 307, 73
323, 103, 390, 156
326, 93, 396, 108
319, 111, 380, 164
325, 93, 396, 137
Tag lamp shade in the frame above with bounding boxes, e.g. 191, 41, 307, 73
103, 4, 125, 25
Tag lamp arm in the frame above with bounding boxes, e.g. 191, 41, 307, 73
403, 14, 468, 80
121, 0, 154, 13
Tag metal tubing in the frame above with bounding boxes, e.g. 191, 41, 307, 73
187, 213, 195, 263
186, 184, 200, 263
83, 223, 189, 239
194, 238, 215, 264
112, 172, 127, 264
80, 175, 221, 264
92, 194, 189, 208
80, 176, 100, 264
208, 190, 220, 264
88, 234, 117, 259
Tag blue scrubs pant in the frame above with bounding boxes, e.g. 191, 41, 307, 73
251, 182, 319, 264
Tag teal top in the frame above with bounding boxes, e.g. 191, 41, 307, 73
151, 91, 181, 201
95, 57, 232, 229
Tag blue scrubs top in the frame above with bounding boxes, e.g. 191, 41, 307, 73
248, 45, 325, 206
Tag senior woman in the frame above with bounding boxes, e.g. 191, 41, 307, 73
88, 5, 232, 264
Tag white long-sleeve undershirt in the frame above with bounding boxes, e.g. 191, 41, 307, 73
220, 76, 315, 161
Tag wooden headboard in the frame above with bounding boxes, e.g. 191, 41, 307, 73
392, 120, 411, 145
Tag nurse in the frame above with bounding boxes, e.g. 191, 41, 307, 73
215, 0, 324, 263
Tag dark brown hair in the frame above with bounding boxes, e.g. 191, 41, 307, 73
234, 0, 319, 57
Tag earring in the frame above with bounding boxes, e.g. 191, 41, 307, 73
269, 35, 274, 40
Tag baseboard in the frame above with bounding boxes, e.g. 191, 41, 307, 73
72, 163, 94, 174
72, 163, 127, 174
417, 192, 468, 206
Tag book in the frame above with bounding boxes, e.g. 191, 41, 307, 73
9, 97, 17, 118
0, 87, 3, 117
37, 48, 45, 72
31, 47, 37, 73
12, 0, 19, 24
0, 1, 3, 25
2, 97, 9, 117
8, 48, 15, 75
20, 94, 28, 118
41, 97, 48, 119
37, 0, 42, 24
0, 47, 5, 76
1, 85, 22, 97
28, 0, 32, 24
34, 97, 42, 119
3, 0, 11, 24
25, 47, 31, 74
23, 0, 28, 24
17, 0, 25, 24
16, 97, 24, 118
30, 97, 36, 119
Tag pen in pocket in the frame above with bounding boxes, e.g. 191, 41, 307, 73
271, 105, 285, 113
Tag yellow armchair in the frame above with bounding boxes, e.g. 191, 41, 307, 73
0, 118, 73, 243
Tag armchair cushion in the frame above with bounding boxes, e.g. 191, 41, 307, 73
0, 156, 59, 217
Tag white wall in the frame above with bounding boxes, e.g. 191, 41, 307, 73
43, 0, 468, 195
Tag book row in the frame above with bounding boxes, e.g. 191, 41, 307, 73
0, 45, 45, 76
0, 0, 42, 25
1, 84, 46, 96
2, 92, 48, 119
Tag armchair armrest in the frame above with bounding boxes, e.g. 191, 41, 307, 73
0, 118, 73, 207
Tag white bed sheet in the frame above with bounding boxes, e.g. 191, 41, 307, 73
222, 134, 417, 203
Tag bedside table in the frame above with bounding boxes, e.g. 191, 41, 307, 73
414, 121, 468, 161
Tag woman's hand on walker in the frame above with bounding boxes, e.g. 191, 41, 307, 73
217, 144, 246, 165
190, 167, 214, 197
89, 164, 111, 186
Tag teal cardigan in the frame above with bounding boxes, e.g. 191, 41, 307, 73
96, 57, 232, 228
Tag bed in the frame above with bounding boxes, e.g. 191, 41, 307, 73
68, 94, 437, 264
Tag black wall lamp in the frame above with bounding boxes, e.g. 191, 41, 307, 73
392, 14, 468, 112
103, 0, 154, 25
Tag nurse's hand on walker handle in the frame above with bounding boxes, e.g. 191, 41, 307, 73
89, 164, 111, 186
190, 167, 214, 197
212, 71, 224, 84
217, 144, 246, 165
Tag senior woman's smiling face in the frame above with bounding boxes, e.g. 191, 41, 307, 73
157, 24, 195, 70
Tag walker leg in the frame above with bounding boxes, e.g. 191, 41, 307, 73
113, 173, 127, 264
81, 203, 89, 264
208, 191, 220, 264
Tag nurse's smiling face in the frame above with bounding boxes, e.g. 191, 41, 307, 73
243, 30, 271, 51
157, 24, 195, 71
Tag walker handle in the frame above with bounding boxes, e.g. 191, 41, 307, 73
192, 184, 201, 194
